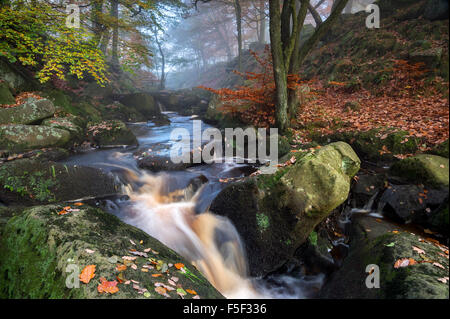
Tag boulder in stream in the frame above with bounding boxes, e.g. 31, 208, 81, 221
320, 215, 449, 299
0, 204, 223, 299
87, 120, 138, 148
0, 158, 121, 206
210, 142, 361, 276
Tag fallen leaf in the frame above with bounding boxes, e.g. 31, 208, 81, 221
412, 246, 425, 255
85, 249, 95, 254
186, 289, 197, 295
433, 262, 445, 269
97, 278, 119, 294
174, 263, 185, 270
152, 274, 162, 277
116, 264, 127, 272
79, 265, 96, 284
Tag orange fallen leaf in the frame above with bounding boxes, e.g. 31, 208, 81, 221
74, 202, 83, 206
152, 274, 163, 277
79, 265, 96, 284
186, 289, 197, 295
116, 264, 127, 272
97, 277, 119, 294
174, 263, 185, 270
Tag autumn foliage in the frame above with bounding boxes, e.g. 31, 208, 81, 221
199, 46, 306, 128
293, 60, 449, 151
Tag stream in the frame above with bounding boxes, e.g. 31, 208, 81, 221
62, 112, 325, 299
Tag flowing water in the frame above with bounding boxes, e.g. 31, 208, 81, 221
63, 113, 324, 298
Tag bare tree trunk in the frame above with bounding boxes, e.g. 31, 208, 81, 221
91, 0, 104, 47
258, 0, 266, 44
110, 0, 120, 72
234, 0, 242, 71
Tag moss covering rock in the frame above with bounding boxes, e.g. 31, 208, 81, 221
210, 142, 360, 276
0, 204, 223, 299
0, 98, 55, 125
87, 120, 138, 148
313, 129, 422, 162
0, 81, 15, 105
0, 158, 121, 205
41, 116, 84, 140
389, 154, 449, 187
0, 124, 70, 152
320, 215, 449, 299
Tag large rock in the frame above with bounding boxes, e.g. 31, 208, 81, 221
0, 81, 15, 105
0, 98, 55, 125
0, 124, 70, 152
42, 116, 84, 140
87, 120, 138, 148
320, 215, 449, 299
0, 205, 223, 299
0, 159, 121, 205
378, 184, 448, 232
210, 142, 361, 276
118, 93, 159, 119
390, 154, 449, 188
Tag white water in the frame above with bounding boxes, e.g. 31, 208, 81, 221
120, 172, 319, 299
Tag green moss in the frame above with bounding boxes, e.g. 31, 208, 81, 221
308, 231, 318, 246
256, 213, 270, 233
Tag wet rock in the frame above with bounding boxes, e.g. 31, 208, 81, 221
0, 124, 70, 152
389, 154, 449, 188
0, 158, 121, 206
0, 98, 55, 125
0, 81, 15, 105
138, 154, 195, 172
320, 215, 449, 299
0, 204, 223, 299
379, 184, 448, 223
210, 142, 360, 276
352, 173, 386, 207
87, 120, 138, 148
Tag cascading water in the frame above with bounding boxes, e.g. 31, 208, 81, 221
120, 172, 269, 298
64, 113, 324, 299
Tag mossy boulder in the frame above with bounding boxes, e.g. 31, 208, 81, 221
210, 142, 360, 276
118, 93, 159, 119
428, 139, 449, 158
314, 129, 422, 162
0, 81, 15, 105
0, 158, 121, 205
0, 124, 70, 152
41, 116, 84, 140
87, 120, 138, 148
0, 204, 223, 299
320, 215, 449, 299
389, 154, 449, 188
0, 98, 55, 125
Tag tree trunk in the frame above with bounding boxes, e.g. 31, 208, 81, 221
110, 0, 120, 72
91, 0, 104, 47
234, 0, 242, 71
287, 0, 349, 119
258, 0, 266, 44
269, 0, 289, 132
